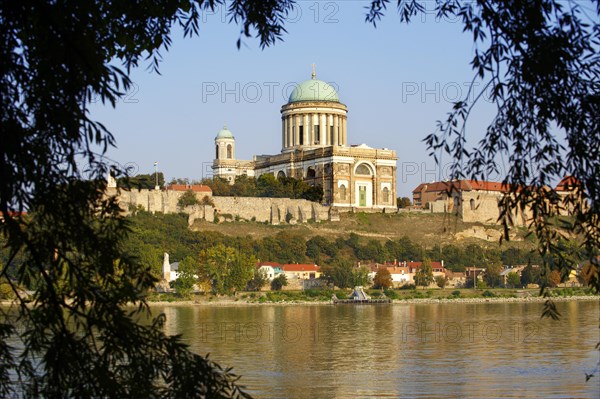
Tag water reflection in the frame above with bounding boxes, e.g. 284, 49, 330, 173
151, 301, 599, 399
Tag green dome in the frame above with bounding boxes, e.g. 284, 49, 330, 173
288, 77, 339, 103
215, 125, 234, 140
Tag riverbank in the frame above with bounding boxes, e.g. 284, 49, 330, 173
147, 294, 599, 307
3, 291, 597, 308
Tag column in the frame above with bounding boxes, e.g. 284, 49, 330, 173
333, 115, 339, 146
283, 117, 287, 149
312, 113, 318, 144
307, 114, 313, 145
288, 116, 292, 147
294, 115, 300, 146
302, 114, 311, 146
342, 117, 347, 145
332, 114, 338, 146
320, 113, 327, 146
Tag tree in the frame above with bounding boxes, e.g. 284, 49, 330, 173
321, 260, 354, 289
306, 236, 338, 264
547, 270, 562, 288
270, 274, 288, 291
227, 252, 257, 293
177, 190, 200, 209
580, 261, 598, 288
397, 197, 412, 209
352, 266, 371, 287
506, 272, 521, 289
246, 269, 268, 291
414, 259, 434, 289
172, 256, 199, 296
435, 275, 447, 289
384, 236, 424, 263
3, 0, 598, 394
200, 244, 255, 295
2, 0, 301, 393
366, 1, 599, 303
373, 268, 393, 290
483, 263, 503, 288
118, 172, 165, 190
521, 264, 541, 287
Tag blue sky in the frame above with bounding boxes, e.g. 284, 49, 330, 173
91, 1, 499, 198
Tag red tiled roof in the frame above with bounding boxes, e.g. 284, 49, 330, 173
282, 264, 320, 272
412, 180, 511, 194
166, 184, 212, 193
0, 211, 27, 218
257, 261, 282, 268
555, 176, 580, 191
412, 183, 427, 193
406, 261, 444, 270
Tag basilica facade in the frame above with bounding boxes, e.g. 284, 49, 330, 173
212, 70, 397, 211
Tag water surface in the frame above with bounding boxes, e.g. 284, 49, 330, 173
153, 301, 599, 399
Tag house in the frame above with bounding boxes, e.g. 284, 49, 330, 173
281, 264, 321, 280
257, 262, 284, 280
368, 260, 446, 287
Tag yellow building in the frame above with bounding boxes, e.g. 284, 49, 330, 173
212, 69, 397, 211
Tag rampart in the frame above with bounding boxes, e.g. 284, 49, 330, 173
106, 188, 332, 225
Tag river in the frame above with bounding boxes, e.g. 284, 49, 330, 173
153, 300, 600, 399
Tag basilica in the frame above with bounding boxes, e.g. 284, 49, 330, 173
212, 69, 397, 211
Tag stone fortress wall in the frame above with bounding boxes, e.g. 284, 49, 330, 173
105, 187, 335, 225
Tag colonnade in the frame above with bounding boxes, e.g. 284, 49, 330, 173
281, 112, 347, 149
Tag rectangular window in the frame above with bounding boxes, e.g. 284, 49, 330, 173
299, 126, 304, 145
314, 125, 320, 144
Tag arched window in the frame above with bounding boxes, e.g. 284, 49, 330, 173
355, 163, 372, 176
470, 198, 476, 210
226, 144, 233, 159
277, 170, 286, 179
306, 167, 316, 178
453, 197, 460, 207
382, 187, 390, 203
339, 184, 347, 201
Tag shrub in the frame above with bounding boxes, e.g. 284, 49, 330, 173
0, 282, 16, 300
482, 290, 496, 298
304, 288, 321, 297
383, 288, 399, 300
435, 275, 447, 289
270, 274, 288, 291
399, 284, 416, 290
177, 190, 199, 209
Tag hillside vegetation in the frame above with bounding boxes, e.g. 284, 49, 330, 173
120, 211, 553, 280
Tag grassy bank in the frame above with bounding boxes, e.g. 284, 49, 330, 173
147, 286, 597, 305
